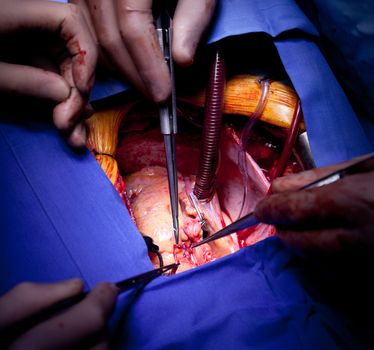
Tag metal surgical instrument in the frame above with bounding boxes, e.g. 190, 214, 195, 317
6, 263, 179, 344
155, 0, 179, 244
192, 153, 374, 248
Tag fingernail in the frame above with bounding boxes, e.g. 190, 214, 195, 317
96, 282, 120, 297
109, 283, 120, 295
68, 122, 87, 148
65, 278, 84, 292
50, 278, 84, 295
148, 81, 171, 104
77, 123, 87, 146
139, 67, 171, 103
173, 45, 194, 67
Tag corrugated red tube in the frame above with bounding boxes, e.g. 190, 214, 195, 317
193, 50, 226, 201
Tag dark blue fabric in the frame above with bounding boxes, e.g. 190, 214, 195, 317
1, 1, 372, 349
0, 119, 151, 294
296, 0, 374, 141
207, 0, 318, 42
112, 238, 366, 350
274, 38, 373, 166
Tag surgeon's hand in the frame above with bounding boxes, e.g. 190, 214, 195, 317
71, 0, 217, 102
0, 279, 118, 350
255, 155, 374, 256
0, 0, 98, 147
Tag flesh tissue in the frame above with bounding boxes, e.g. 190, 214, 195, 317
87, 75, 303, 273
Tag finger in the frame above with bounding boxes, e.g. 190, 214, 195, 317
0, 62, 70, 103
67, 120, 88, 148
9, 283, 118, 350
271, 154, 372, 193
55, 56, 88, 146
71, 0, 112, 70
84, 0, 148, 96
56, 3, 98, 96
0, 279, 83, 330
53, 80, 83, 129
277, 227, 353, 254
70, 0, 113, 75
0, 1, 97, 147
69, 0, 98, 44
270, 166, 346, 193
255, 179, 356, 229
173, 0, 217, 66
53, 87, 89, 147
116, 0, 171, 102
1, 1, 98, 96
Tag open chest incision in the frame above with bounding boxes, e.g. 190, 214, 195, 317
86, 57, 306, 274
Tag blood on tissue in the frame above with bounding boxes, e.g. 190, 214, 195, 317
114, 173, 136, 223
173, 242, 216, 269
201, 246, 216, 263
199, 196, 226, 232
173, 243, 198, 267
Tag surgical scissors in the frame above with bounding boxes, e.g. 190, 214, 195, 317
155, 0, 179, 244
192, 153, 374, 248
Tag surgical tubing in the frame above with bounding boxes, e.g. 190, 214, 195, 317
240, 79, 271, 151
270, 98, 302, 180
238, 79, 271, 219
194, 50, 226, 201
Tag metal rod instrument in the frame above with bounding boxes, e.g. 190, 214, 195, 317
155, 0, 179, 244
6, 263, 179, 343
192, 153, 374, 248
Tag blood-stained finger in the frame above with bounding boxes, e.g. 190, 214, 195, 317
0, 1, 98, 148
255, 178, 360, 229
116, 0, 171, 102
276, 227, 354, 254
270, 165, 346, 193
0, 1, 98, 96
0, 62, 70, 103
58, 3, 98, 96
173, 0, 217, 66
9, 283, 118, 350
0, 279, 83, 330
271, 153, 374, 194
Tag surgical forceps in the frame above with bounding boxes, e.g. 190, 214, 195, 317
192, 153, 374, 248
155, 0, 179, 244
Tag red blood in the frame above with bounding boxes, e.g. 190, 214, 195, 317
112, 111, 303, 272
173, 243, 198, 269
114, 172, 136, 223
76, 49, 86, 65
69, 40, 86, 66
